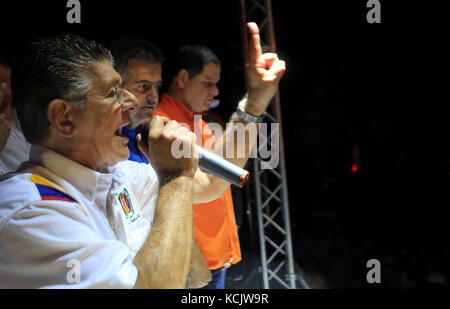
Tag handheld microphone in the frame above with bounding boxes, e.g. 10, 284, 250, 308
141, 123, 250, 188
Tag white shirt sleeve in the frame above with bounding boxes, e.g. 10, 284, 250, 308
0, 200, 138, 289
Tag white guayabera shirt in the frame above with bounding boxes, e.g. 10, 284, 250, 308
0, 144, 159, 288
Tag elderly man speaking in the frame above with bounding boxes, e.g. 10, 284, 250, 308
0, 23, 285, 288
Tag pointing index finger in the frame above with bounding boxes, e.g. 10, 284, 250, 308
247, 22, 263, 68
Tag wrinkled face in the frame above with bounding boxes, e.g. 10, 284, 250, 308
71, 60, 138, 171
182, 62, 220, 114
124, 59, 162, 124
0, 64, 13, 121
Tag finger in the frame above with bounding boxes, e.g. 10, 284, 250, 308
180, 130, 197, 159
162, 120, 188, 140
148, 115, 169, 139
136, 133, 145, 151
266, 60, 286, 81
174, 127, 196, 146
136, 133, 151, 155
169, 127, 197, 159
172, 125, 189, 139
247, 22, 263, 68
261, 53, 279, 67
254, 53, 279, 74
164, 120, 182, 132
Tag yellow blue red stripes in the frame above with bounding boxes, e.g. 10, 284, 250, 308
31, 174, 77, 203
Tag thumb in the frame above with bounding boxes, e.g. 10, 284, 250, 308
136, 133, 149, 155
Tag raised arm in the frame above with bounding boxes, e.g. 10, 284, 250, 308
192, 22, 286, 203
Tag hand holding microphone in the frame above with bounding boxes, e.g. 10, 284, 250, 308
142, 117, 199, 182
140, 121, 250, 188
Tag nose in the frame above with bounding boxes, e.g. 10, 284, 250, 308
212, 85, 219, 97
122, 89, 139, 110
146, 85, 159, 103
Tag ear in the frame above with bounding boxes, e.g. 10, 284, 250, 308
176, 69, 190, 89
46, 99, 76, 137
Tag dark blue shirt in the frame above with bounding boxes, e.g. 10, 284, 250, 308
122, 125, 149, 164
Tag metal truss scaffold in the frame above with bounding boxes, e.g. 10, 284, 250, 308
239, 0, 309, 289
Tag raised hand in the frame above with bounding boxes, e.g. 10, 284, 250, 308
245, 22, 286, 116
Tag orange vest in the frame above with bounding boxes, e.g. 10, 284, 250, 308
153, 94, 241, 269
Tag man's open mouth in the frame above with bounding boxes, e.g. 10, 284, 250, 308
114, 127, 125, 137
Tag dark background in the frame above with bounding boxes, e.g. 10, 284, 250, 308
1, 0, 448, 288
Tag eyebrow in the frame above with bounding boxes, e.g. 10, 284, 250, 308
134, 80, 162, 84
203, 78, 220, 83
98, 77, 122, 93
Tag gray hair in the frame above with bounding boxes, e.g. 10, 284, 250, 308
11, 34, 114, 144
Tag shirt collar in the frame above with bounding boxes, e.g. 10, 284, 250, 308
161, 93, 196, 122
134, 124, 144, 134
29, 144, 116, 202
122, 125, 137, 139
122, 124, 144, 139
160, 93, 212, 147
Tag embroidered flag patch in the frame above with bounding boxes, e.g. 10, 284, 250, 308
31, 174, 78, 203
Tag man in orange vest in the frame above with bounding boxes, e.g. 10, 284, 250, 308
153, 23, 286, 288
